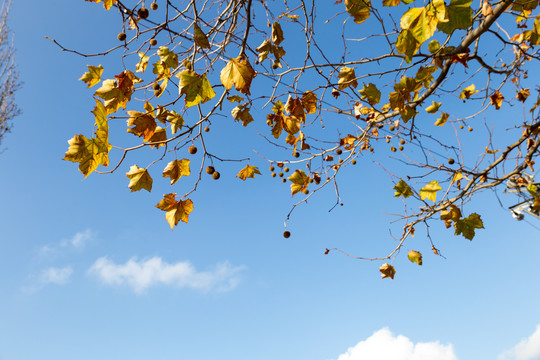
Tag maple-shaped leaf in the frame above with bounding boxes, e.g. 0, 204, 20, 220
271, 22, 284, 45
237, 165, 261, 180
340, 134, 357, 149
345, 0, 371, 24
148, 126, 167, 148
136, 53, 150, 73
490, 91, 504, 110
167, 111, 184, 134
383, 0, 400, 7
301, 91, 318, 114
285, 96, 306, 123
85, 0, 117, 10
517, 88, 530, 102
155, 193, 194, 229
283, 115, 301, 135
393, 179, 413, 198
79, 65, 103, 88
63, 134, 100, 177
157, 47, 179, 69
396, 29, 421, 63
193, 23, 211, 49
379, 263, 396, 279
434, 112, 449, 126
359, 83, 381, 105
408, 250, 423, 265
228, 95, 244, 103
163, 159, 190, 185
454, 213, 484, 240
176, 70, 216, 107
220, 55, 256, 95
288, 170, 309, 195
425, 101, 441, 114
92, 99, 111, 166
437, 0, 473, 34
127, 111, 157, 142
338, 66, 358, 90
231, 104, 254, 127
440, 204, 462, 228
95, 71, 141, 113
419, 180, 442, 202
459, 84, 479, 99
415, 66, 438, 88
126, 165, 153, 192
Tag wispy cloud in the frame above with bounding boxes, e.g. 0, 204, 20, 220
498, 324, 540, 360
39, 229, 95, 256
40, 266, 73, 285
87, 256, 245, 294
335, 327, 457, 360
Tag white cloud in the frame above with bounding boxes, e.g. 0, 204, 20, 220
87, 256, 245, 294
498, 325, 540, 360
66, 229, 94, 248
39, 229, 95, 256
40, 266, 73, 285
335, 327, 457, 360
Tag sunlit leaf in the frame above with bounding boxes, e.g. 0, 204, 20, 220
79, 65, 103, 88
193, 23, 211, 49
85, 0, 117, 11
434, 112, 449, 126
288, 169, 309, 195
425, 101, 441, 114
148, 126, 167, 148
155, 193, 194, 229
437, 0, 473, 34
359, 83, 381, 105
345, 0, 371, 24
454, 213, 484, 240
163, 159, 190, 185
393, 179, 413, 198
490, 91, 504, 110
379, 263, 396, 279
167, 111, 184, 134
517, 88, 530, 102
272, 22, 284, 45
301, 91, 318, 114
419, 180, 442, 202
126, 165, 153, 192
231, 104, 254, 127
408, 250, 423, 265
338, 66, 358, 90
95, 71, 141, 113
228, 95, 244, 103
440, 204, 462, 228
285, 96, 306, 123
126, 111, 157, 142
136, 53, 150, 73
176, 70, 216, 107
220, 55, 256, 95
237, 165, 261, 180
459, 84, 479, 99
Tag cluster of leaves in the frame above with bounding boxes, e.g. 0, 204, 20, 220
61, 0, 540, 278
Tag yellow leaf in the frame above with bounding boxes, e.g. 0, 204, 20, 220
271, 22, 284, 46
379, 263, 396, 279
440, 204, 462, 228
163, 159, 190, 185
126, 165, 153, 192
408, 250, 423, 265
155, 194, 194, 229
95, 71, 141, 113
136, 53, 149, 73
167, 111, 184, 134
434, 112, 449, 126
220, 55, 256, 95
338, 66, 358, 90
345, 0, 371, 24
92, 99, 111, 166
517, 88, 530, 102
63, 134, 99, 177
85, 0, 117, 11
425, 101, 441, 114
193, 23, 211, 49
126, 111, 157, 142
148, 126, 167, 148
301, 91, 318, 114
231, 104, 254, 127
485, 147, 500, 154
285, 96, 306, 123
459, 84, 479, 99
79, 65, 103, 88
237, 165, 262, 180
419, 180, 442, 202
176, 70, 216, 107
288, 170, 309, 195
227, 95, 244, 103
359, 83, 381, 105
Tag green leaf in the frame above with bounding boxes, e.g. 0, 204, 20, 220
454, 213, 484, 240
193, 23, 211, 49
176, 70, 216, 107
437, 0, 473, 34
419, 180, 442, 202
359, 83, 381, 105
396, 29, 421, 63
79, 65, 103, 88
393, 179, 413, 198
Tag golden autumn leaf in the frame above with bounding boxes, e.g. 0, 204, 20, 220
136, 53, 150, 73
167, 111, 184, 134
407, 250, 423, 265
231, 104, 254, 127
155, 193, 194, 229
440, 204, 462, 228
92, 99, 111, 166
85, 0, 117, 10
454, 213, 484, 240
425, 101, 442, 114
434, 112, 449, 126
126, 111, 157, 142
379, 263, 396, 279
148, 126, 167, 148
419, 180, 442, 202
288, 169, 309, 195
393, 179, 413, 198
271, 22, 284, 45
345, 0, 371, 24
220, 55, 256, 95
285, 96, 306, 123
517, 88, 530, 102
237, 165, 262, 180
193, 23, 210, 49
63, 134, 100, 177
490, 91, 504, 110
126, 165, 153, 192
459, 84, 479, 99
79, 65, 103, 88
163, 159, 190, 185
301, 91, 318, 114
337, 66, 358, 90
176, 70, 216, 107
95, 71, 141, 113
359, 83, 381, 105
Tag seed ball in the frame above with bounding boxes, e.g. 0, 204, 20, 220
303, 189, 309, 195
459, 125, 464, 129
279, 172, 284, 177
468, 127, 473, 132
154, 90, 161, 97
389, 126, 395, 131
399, 146, 404, 151
206, 166, 215, 175
369, 147, 374, 152
293, 152, 300, 158
117, 32, 127, 41
336, 149, 343, 155
282, 178, 286, 183
150, 38, 157, 46
153, 83, 160, 91
283, 231, 291, 238
339, 159, 343, 164
204, 126, 210, 132
271, 172, 276, 177
284, 167, 290, 173
352, 160, 357, 165
188, 145, 197, 154
390, 146, 396, 152
386, 139, 390, 144
400, 139, 405, 145
150, 2, 158, 10
272, 62, 279, 70
138, 7, 150, 19
448, 158, 455, 165
269, 166, 275, 171
212, 171, 220, 180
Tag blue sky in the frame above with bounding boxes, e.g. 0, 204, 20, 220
1, 1, 540, 359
